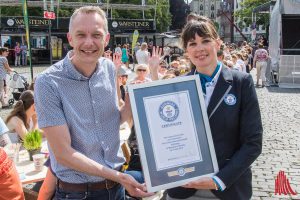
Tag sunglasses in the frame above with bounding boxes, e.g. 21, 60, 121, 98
137, 69, 147, 72
160, 66, 167, 68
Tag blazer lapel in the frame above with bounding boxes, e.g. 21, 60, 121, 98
207, 66, 233, 119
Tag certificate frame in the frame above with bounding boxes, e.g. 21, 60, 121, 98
127, 75, 218, 192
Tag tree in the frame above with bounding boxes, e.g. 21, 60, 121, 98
145, 0, 172, 32
234, 0, 270, 29
0, 6, 42, 16
0, 0, 171, 32
108, 0, 171, 32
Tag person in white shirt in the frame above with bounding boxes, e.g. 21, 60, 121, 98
114, 44, 122, 54
236, 53, 247, 73
135, 42, 149, 65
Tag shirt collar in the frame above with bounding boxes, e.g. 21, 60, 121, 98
194, 62, 222, 93
63, 51, 101, 81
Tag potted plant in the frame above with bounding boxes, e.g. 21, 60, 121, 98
23, 129, 43, 161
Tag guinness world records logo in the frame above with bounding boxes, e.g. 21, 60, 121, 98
159, 101, 179, 122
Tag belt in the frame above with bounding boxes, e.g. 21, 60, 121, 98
57, 179, 119, 192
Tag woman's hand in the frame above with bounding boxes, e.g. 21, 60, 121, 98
32, 113, 38, 125
182, 177, 217, 190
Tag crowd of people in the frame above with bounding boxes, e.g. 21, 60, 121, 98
0, 6, 268, 200
112, 33, 269, 89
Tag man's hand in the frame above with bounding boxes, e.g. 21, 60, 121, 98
182, 177, 216, 190
119, 173, 154, 198
148, 46, 162, 80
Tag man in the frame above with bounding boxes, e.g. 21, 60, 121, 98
163, 45, 171, 64
117, 66, 130, 101
115, 44, 122, 54
132, 42, 140, 69
136, 42, 149, 64
34, 6, 151, 199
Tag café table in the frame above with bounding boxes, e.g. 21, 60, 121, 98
14, 124, 130, 185
16, 150, 48, 184
15, 140, 48, 184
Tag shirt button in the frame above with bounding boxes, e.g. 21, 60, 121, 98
92, 100, 96, 104
95, 121, 98, 124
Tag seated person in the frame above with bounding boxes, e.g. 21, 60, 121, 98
6, 90, 38, 143
0, 117, 11, 147
0, 118, 24, 200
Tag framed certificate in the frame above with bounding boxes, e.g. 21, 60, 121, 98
127, 75, 218, 192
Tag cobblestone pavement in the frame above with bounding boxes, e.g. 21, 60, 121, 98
0, 65, 50, 120
1, 66, 300, 199
252, 86, 300, 200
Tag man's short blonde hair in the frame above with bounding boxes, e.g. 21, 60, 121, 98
69, 6, 108, 34
141, 42, 148, 51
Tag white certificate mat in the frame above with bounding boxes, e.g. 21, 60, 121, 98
143, 91, 202, 171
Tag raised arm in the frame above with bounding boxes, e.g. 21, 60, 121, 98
148, 46, 162, 81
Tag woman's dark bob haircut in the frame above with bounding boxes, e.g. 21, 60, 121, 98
181, 15, 219, 50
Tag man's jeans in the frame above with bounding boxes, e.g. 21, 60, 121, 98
54, 183, 125, 200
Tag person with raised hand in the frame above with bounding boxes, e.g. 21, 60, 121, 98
148, 46, 163, 81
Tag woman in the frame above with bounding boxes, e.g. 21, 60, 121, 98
14, 42, 21, 67
253, 43, 269, 87
166, 16, 262, 200
130, 64, 152, 84
6, 90, 38, 143
0, 47, 14, 108
121, 44, 129, 69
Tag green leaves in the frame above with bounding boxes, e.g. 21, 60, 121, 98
234, 0, 270, 27
106, 0, 172, 32
0, 0, 172, 32
23, 129, 43, 151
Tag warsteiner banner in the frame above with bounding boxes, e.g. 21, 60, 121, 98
109, 19, 155, 31
1, 17, 155, 32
